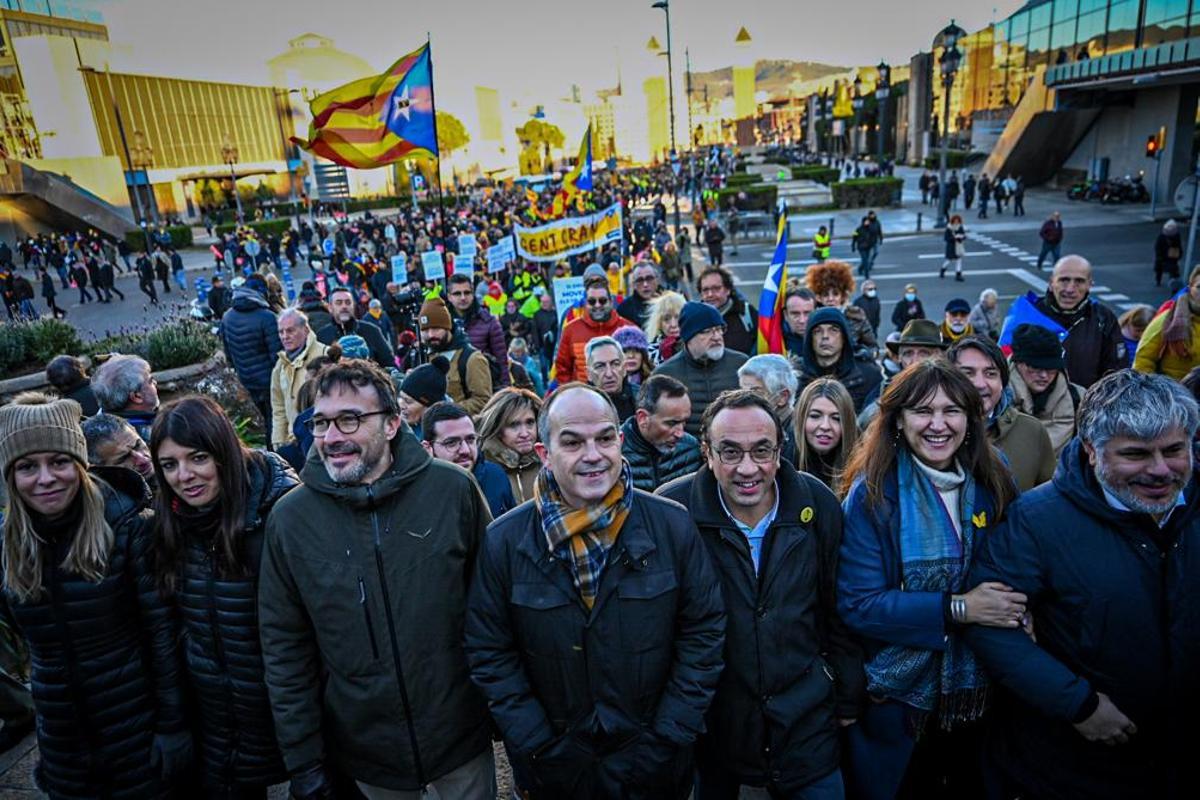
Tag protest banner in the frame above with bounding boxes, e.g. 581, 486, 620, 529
552, 276, 585, 327
513, 203, 623, 262
390, 252, 408, 284
421, 249, 445, 281
487, 237, 516, 274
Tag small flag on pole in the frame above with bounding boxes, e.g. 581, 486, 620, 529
756, 206, 789, 355
292, 43, 437, 169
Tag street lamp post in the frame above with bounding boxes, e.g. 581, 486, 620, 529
876, 61, 891, 167
851, 76, 864, 158
273, 88, 302, 230
130, 130, 158, 226
934, 20, 965, 228
651, 0, 682, 237
221, 137, 244, 224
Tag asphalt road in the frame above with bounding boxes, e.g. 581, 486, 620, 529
720, 218, 1171, 333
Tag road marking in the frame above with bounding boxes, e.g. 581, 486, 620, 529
733, 267, 1027, 286
916, 252, 992, 259
1007, 268, 1048, 293
1100, 293, 1130, 301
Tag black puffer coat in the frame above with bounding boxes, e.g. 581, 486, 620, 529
220, 288, 282, 392
620, 417, 702, 492
1, 467, 183, 800
174, 451, 298, 791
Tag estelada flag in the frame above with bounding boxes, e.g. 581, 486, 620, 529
293, 43, 438, 169
756, 209, 789, 355
997, 291, 1068, 356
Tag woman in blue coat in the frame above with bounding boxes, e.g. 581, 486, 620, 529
837, 360, 1020, 799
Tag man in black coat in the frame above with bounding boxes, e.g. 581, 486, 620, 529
698, 266, 758, 356
1030, 255, 1124, 387
965, 371, 1200, 800
796, 307, 882, 413
659, 390, 863, 798
221, 275, 282, 445
617, 262, 662, 329
620, 374, 703, 491
208, 274, 230, 319
316, 286, 395, 369
465, 384, 725, 800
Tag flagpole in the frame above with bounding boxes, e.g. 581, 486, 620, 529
425, 33, 449, 247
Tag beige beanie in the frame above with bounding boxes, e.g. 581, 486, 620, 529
0, 392, 88, 476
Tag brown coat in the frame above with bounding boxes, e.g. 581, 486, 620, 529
991, 404, 1056, 491
446, 348, 494, 416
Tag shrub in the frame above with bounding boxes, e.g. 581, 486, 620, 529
144, 320, 219, 371
0, 324, 30, 373
727, 173, 763, 187
214, 218, 293, 238
790, 166, 840, 185
717, 184, 777, 212
923, 150, 972, 170
25, 319, 84, 366
125, 225, 193, 251
831, 177, 904, 209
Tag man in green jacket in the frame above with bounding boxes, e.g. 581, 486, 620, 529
259, 359, 494, 799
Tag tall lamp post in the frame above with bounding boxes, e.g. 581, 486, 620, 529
934, 20, 965, 227
851, 76, 864, 158
221, 137, 244, 224
821, 89, 832, 157
130, 130, 158, 226
273, 88, 302, 228
651, 0, 681, 236
875, 61, 891, 166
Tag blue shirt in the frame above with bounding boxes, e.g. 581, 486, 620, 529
1102, 487, 1186, 528
717, 481, 780, 575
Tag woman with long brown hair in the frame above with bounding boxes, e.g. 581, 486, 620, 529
836, 360, 1021, 799
150, 395, 298, 799
792, 377, 858, 492
0, 392, 187, 799
477, 387, 542, 504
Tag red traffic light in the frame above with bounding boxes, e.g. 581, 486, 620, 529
1146, 135, 1160, 158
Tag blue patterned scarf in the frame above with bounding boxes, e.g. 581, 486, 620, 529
865, 448, 990, 730
535, 462, 634, 610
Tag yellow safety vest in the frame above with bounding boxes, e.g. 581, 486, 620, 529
813, 233, 831, 259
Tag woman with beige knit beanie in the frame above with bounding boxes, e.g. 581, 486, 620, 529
0, 392, 190, 799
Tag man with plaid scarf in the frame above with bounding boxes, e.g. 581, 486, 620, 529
465, 382, 726, 799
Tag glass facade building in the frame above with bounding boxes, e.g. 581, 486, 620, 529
933, 0, 1200, 134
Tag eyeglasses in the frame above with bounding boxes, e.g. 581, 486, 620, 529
634, 275, 656, 284
434, 434, 478, 450
586, 297, 610, 307
305, 410, 390, 436
713, 444, 779, 465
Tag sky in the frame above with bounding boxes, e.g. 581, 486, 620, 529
101, 0, 1024, 117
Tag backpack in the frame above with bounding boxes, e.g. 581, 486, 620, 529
456, 342, 503, 398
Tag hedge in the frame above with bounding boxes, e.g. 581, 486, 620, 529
86, 319, 219, 372
923, 150, 972, 170
214, 218, 293, 238
830, 177, 904, 209
717, 184, 777, 212
125, 225, 193, 251
790, 166, 840, 185
726, 173, 764, 187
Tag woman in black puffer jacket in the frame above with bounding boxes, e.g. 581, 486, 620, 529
0, 393, 188, 800
150, 396, 299, 799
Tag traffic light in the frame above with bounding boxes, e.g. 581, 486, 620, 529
1146, 134, 1161, 159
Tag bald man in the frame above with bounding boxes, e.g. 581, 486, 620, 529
1030, 255, 1124, 388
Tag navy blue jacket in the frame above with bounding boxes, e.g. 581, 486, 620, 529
464, 490, 725, 798
837, 468, 1002, 660
796, 307, 881, 414
964, 439, 1200, 800
221, 288, 282, 391
473, 458, 516, 519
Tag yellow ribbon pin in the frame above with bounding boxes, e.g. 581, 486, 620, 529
972, 511, 988, 528
800, 507, 814, 523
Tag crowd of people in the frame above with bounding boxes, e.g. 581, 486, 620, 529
1, 152, 1199, 800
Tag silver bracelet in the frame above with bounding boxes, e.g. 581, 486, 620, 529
951, 596, 968, 624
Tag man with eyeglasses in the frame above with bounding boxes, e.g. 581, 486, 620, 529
653, 301, 749, 437
659, 389, 863, 800
420, 402, 515, 518
465, 383, 725, 798
554, 277, 634, 384
585, 336, 636, 423
445, 273, 510, 387
616, 262, 662, 329
259, 359, 496, 800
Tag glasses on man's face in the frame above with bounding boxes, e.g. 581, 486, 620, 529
435, 435, 478, 451
449, 290, 473, 299
634, 275, 656, 284
713, 444, 779, 466
586, 297, 610, 307
305, 410, 389, 436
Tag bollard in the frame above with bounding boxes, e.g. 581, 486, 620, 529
829, 217, 835, 240
195, 279, 209, 304
917, 212, 923, 232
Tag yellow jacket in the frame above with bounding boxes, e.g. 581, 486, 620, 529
1132, 307, 1200, 380
269, 332, 328, 448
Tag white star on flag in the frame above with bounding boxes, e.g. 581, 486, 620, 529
392, 85, 412, 122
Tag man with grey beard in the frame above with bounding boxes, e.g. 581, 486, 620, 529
964, 370, 1200, 800
652, 301, 749, 437
258, 358, 496, 800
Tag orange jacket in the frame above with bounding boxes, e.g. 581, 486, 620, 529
554, 311, 634, 383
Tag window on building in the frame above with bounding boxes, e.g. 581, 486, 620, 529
1107, 0, 1140, 53
1031, 3, 1053, 31
1076, 8, 1109, 55
1143, 0, 1192, 46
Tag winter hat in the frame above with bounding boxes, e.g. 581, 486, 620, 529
613, 325, 649, 354
337, 335, 371, 360
1011, 323, 1065, 371
487, 281, 503, 299
886, 319, 947, 355
0, 393, 87, 475
400, 356, 450, 407
678, 301, 726, 343
944, 297, 971, 314
244, 273, 268, 295
298, 285, 321, 304
418, 297, 453, 331
583, 263, 607, 286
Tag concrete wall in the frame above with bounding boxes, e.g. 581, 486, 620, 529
1062, 83, 1200, 210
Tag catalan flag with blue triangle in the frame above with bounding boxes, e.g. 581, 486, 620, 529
757, 207, 789, 354
292, 42, 438, 169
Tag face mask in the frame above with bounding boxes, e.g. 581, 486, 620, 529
949, 321, 967, 333
865, 289, 877, 298
905, 292, 916, 302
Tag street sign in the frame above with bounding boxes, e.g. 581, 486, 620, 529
1175, 175, 1199, 215
244, 240, 261, 258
